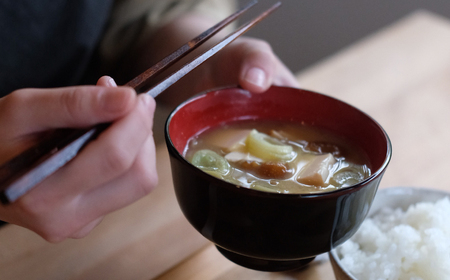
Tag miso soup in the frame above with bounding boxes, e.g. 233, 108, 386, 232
184, 120, 371, 194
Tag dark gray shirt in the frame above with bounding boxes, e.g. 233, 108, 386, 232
0, 0, 114, 97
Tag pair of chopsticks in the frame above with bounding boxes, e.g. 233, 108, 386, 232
0, 1, 281, 204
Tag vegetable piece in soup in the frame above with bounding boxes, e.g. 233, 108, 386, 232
184, 120, 371, 194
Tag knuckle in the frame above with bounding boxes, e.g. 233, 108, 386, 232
138, 171, 158, 196
102, 144, 134, 175
132, 156, 158, 197
69, 230, 91, 240
39, 217, 86, 243
2, 90, 22, 108
34, 215, 84, 243
58, 88, 86, 124
16, 193, 90, 243
69, 219, 100, 239
137, 112, 154, 133
0, 90, 28, 119
16, 193, 50, 218
134, 172, 158, 198
15, 199, 71, 243
41, 231, 67, 243
137, 97, 156, 130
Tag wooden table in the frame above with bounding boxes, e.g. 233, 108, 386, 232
1, 10, 450, 280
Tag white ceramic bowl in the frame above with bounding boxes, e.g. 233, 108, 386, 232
329, 186, 450, 280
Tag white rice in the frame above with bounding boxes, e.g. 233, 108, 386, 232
336, 197, 450, 280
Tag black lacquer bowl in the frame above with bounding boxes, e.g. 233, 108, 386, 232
164, 86, 392, 271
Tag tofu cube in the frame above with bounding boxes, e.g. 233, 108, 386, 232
203, 129, 252, 151
297, 153, 336, 186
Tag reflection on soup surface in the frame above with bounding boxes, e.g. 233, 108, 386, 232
184, 120, 371, 194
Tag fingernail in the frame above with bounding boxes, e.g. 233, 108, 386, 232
107, 77, 117, 87
245, 67, 266, 88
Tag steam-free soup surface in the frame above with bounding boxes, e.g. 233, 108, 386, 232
185, 120, 371, 194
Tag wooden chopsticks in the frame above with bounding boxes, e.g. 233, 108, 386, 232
0, 0, 281, 204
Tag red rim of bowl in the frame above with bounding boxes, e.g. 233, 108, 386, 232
165, 86, 392, 198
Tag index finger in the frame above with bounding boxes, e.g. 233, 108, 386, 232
0, 86, 136, 136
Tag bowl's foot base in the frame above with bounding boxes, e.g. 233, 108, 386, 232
216, 246, 315, 272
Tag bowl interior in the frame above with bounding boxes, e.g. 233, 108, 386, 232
167, 86, 390, 177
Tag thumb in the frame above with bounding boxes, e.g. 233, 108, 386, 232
238, 47, 275, 92
214, 37, 298, 93
219, 38, 276, 93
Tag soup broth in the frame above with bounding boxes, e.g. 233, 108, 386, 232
184, 120, 371, 194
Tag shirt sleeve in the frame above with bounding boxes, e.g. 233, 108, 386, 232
99, 0, 237, 65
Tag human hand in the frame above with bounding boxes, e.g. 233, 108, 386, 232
0, 76, 158, 242
157, 36, 299, 105
204, 37, 299, 93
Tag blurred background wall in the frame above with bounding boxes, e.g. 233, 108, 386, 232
237, 0, 450, 73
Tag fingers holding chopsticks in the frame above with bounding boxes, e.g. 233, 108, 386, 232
67, 97, 158, 239
0, 77, 158, 242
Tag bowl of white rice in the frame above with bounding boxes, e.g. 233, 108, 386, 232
329, 186, 450, 280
